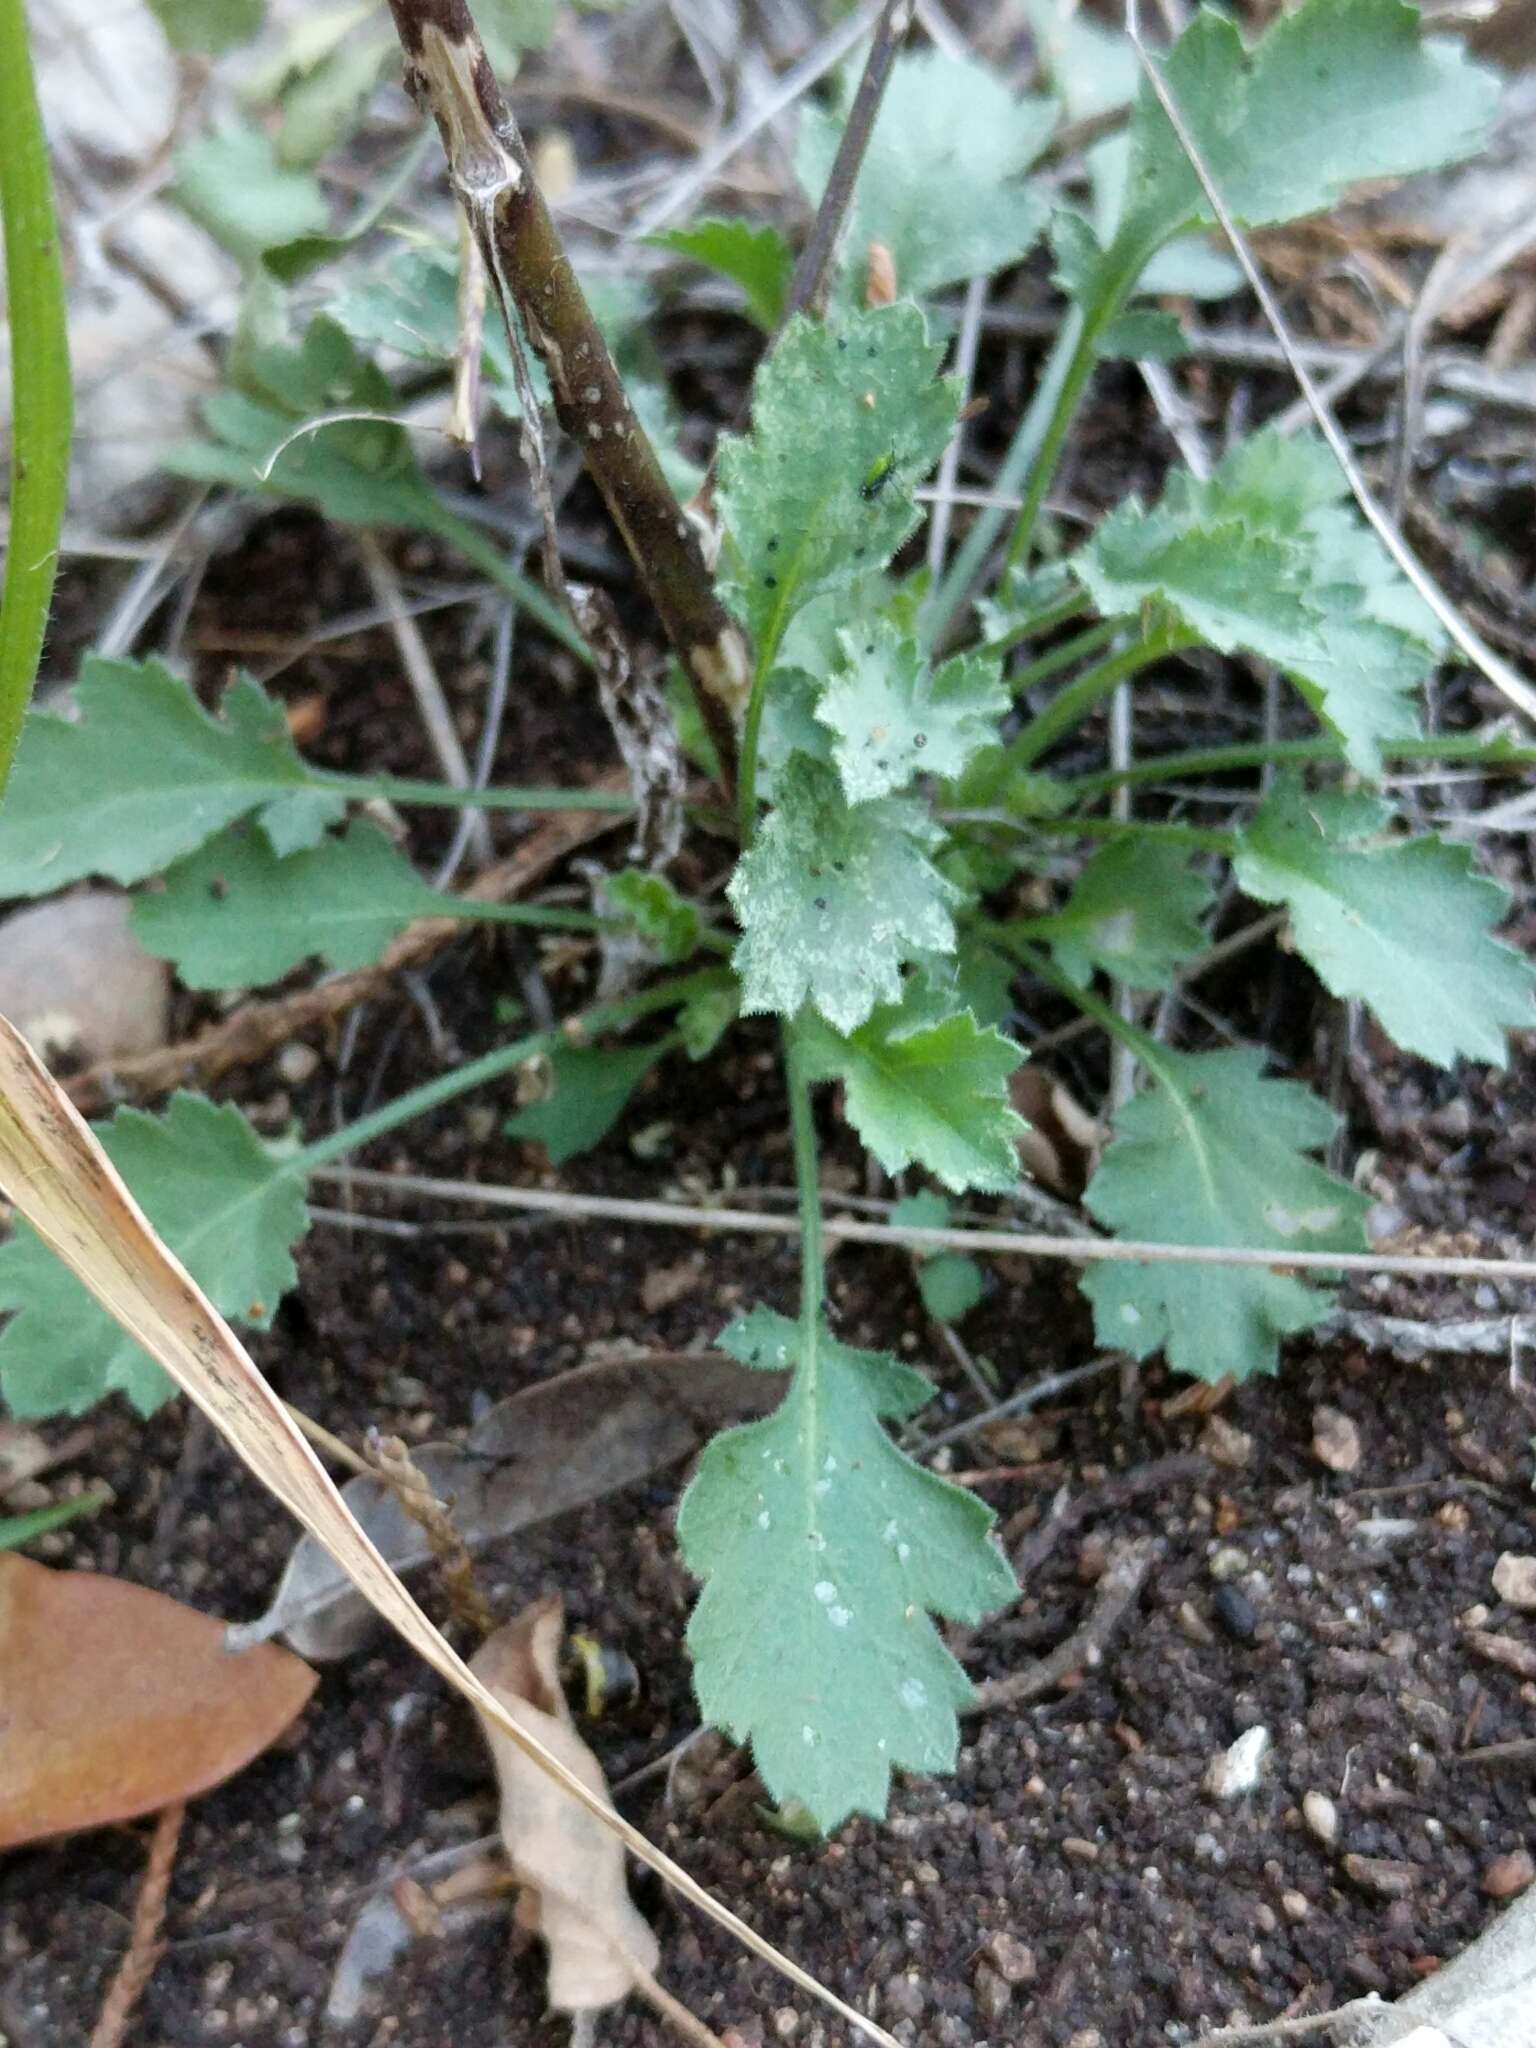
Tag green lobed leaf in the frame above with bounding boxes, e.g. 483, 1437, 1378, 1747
505, 1041, 669, 1165
800, 990, 1024, 1194
1235, 777, 1536, 1068
603, 869, 703, 965
816, 621, 1007, 803
728, 757, 960, 1033
649, 219, 794, 332
1119, 0, 1500, 264
1072, 430, 1442, 773
794, 49, 1055, 305
1081, 1047, 1369, 1382
716, 306, 958, 662
133, 821, 440, 989
678, 980, 739, 1062
1021, 839, 1215, 990
678, 1307, 1015, 1829
0, 1096, 311, 1417
173, 120, 329, 266
0, 658, 341, 897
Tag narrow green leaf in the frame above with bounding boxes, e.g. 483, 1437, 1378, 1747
816, 622, 1007, 803
716, 306, 957, 662
794, 49, 1055, 304
800, 993, 1024, 1194
0, 1491, 109, 1552
604, 869, 703, 965
0, 0, 72, 801
1235, 777, 1535, 1068
728, 758, 960, 1033
505, 1041, 669, 1165
649, 219, 794, 332
1081, 1047, 1369, 1382
0, 659, 342, 897
0, 1096, 310, 1417
1021, 839, 1214, 989
678, 1307, 1015, 1830
133, 821, 440, 989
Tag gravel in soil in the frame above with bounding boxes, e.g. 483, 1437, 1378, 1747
3, 970, 1535, 2048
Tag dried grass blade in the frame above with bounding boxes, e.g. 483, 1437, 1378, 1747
0, 1013, 896, 2048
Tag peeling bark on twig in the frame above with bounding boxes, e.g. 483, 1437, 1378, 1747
383, 0, 748, 793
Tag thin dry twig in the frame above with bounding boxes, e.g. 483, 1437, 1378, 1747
383, 0, 748, 788
1123, 0, 1536, 729
89, 1802, 186, 2048
968, 1535, 1157, 1713
779, 0, 915, 324
371, 1431, 498, 1641
308, 1166, 1536, 1285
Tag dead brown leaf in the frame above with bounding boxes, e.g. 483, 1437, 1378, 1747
471, 1599, 660, 2016
0, 1553, 315, 1849
1011, 1067, 1104, 1198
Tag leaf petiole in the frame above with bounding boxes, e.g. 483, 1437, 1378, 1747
1064, 729, 1536, 798
1009, 624, 1194, 767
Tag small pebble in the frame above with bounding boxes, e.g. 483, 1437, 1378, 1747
974, 1965, 1012, 2025
1209, 1545, 1249, 1582
882, 1975, 926, 2021
1213, 1584, 1259, 1643
1280, 1890, 1310, 1922
1312, 1405, 1362, 1473
1492, 1553, 1536, 1612
1204, 1725, 1270, 1799
1199, 1414, 1253, 1469
1482, 1850, 1535, 1899
983, 1933, 1036, 1985
773, 2006, 799, 2039
1344, 1854, 1419, 1899
1302, 1790, 1339, 1848
1178, 1599, 1217, 1647
276, 1041, 320, 1086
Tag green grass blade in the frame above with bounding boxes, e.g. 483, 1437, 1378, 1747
0, 0, 72, 799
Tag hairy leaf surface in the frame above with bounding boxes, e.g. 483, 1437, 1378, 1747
816, 622, 1006, 803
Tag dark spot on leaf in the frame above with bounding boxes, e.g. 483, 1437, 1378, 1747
914, 733, 927, 749
764, 573, 778, 588
814, 897, 828, 912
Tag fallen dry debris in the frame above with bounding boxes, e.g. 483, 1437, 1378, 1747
0, 1552, 315, 1848
233, 1350, 783, 1660
88, 1801, 184, 2048
471, 1598, 729, 2046
1490, 1551, 1536, 1610
1464, 1627, 1536, 1681
968, 1535, 1158, 1714
0, 891, 169, 1069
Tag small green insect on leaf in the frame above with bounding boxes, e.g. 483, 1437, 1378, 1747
1235, 777, 1536, 1068
0, 659, 342, 898
715, 306, 958, 665
648, 219, 795, 332
816, 621, 1007, 804
133, 821, 440, 990
677, 1307, 1015, 1830
1081, 1047, 1370, 1383
0, 1096, 310, 1418
799, 988, 1024, 1194
505, 1040, 671, 1167
1072, 431, 1443, 774
1016, 839, 1215, 990
728, 758, 960, 1033
794, 48, 1056, 306
603, 870, 703, 965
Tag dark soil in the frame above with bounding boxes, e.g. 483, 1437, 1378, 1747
4, 938, 1535, 2048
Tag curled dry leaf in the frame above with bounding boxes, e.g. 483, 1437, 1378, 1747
1011, 1066, 1104, 1198
0, 1552, 315, 1849
471, 1599, 660, 2016
234, 1352, 784, 1660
